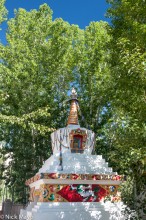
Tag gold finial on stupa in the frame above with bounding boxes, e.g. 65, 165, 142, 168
67, 88, 79, 125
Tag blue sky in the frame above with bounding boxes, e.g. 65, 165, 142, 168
1, 0, 110, 44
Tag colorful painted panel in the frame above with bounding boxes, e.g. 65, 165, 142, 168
57, 184, 107, 202
31, 184, 121, 203
25, 173, 125, 186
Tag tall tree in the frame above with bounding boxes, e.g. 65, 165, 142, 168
0, 0, 7, 201
0, 4, 80, 202
75, 21, 111, 126
106, 0, 146, 217
107, 0, 146, 120
73, 21, 113, 155
0, 3, 112, 202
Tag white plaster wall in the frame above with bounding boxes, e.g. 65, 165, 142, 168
51, 125, 95, 155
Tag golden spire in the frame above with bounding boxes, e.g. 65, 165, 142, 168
67, 88, 79, 125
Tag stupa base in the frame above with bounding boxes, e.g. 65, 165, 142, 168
20, 202, 126, 220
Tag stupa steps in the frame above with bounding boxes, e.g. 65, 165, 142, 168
61, 164, 110, 169
21, 202, 125, 220
64, 154, 104, 160
63, 158, 107, 164
63, 167, 113, 172
46, 171, 117, 175
62, 160, 109, 167
24, 201, 123, 212
41, 160, 108, 170
25, 202, 125, 220
43, 161, 114, 173
32, 201, 124, 210
46, 168, 114, 174
40, 155, 108, 165
31, 207, 114, 213
39, 163, 115, 174
40, 160, 110, 171
43, 154, 105, 164
38, 154, 114, 174
27, 211, 111, 220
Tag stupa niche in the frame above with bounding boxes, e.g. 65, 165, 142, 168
20, 89, 126, 220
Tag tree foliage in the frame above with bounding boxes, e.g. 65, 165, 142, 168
107, 0, 146, 120
106, 0, 146, 170
106, 0, 146, 217
0, 4, 112, 202
0, 2, 145, 217
0, 4, 78, 202
0, 0, 7, 25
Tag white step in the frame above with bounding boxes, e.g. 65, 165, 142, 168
21, 202, 125, 220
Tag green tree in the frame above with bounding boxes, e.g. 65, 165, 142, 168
74, 21, 111, 127
0, 4, 113, 203
107, 0, 146, 121
0, 0, 7, 202
0, 0, 7, 25
106, 0, 146, 217
2, 3, 145, 215
0, 4, 80, 202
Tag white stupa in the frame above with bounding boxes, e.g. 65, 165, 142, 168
20, 88, 126, 220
